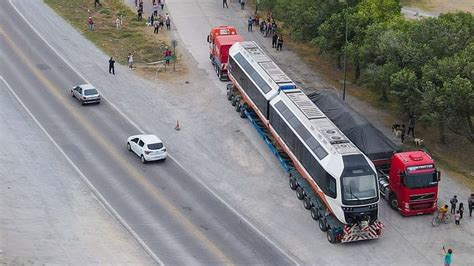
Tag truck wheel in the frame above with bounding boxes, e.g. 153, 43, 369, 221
296, 187, 305, 200
216, 67, 221, 78
319, 218, 328, 232
303, 196, 312, 210
327, 229, 337, 244
239, 105, 246, 118
311, 207, 319, 221
389, 194, 398, 210
289, 178, 297, 190
227, 89, 233, 101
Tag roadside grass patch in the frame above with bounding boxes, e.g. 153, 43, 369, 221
45, 0, 166, 65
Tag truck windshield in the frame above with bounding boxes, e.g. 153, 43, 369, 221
404, 172, 437, 189
342, 174, 377, 201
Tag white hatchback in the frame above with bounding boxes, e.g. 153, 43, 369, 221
127, 134, 167, 163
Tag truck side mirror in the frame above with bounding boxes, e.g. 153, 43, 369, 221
437, 171, 441, 182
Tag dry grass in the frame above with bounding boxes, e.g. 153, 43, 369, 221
400, 0, 474, 13
45, 0, 168, 66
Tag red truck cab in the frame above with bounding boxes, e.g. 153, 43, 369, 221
379, 151, 440, 216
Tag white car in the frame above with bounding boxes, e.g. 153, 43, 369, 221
71, 84, 101, 105
127, 134, 167, 163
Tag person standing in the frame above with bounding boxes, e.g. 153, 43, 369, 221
88, 16, 95, 31
115, 16, 122, 30
469, 193, 474, 217
164, 48, 172, 65
400, 124, 406, 143
458, 202, 464, 219
442, 247, 453, 266
127, 53, 134, 69
160, 0, 165, 10
240, 0, 245, 10
165, 16, 171, 30
108, 57, 115, 75
272, 32, 278, 48
153, 21, 159, 34
454, 211, 461, 226
247, 16, 253, 32
407, 115, 416, 138
450, 195, 458, 214
277, 35, 284, 51
223, 0, 228, 8
151, 14, 154, 27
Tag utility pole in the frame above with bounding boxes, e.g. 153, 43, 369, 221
341, 0, 348, 101
342, 12, 348, 101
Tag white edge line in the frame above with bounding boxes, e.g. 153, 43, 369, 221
0, 76, 164, 266
9, 0, 299, 264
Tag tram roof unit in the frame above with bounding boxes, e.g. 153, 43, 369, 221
229, 41, 297, 96
271, 90, 362, 161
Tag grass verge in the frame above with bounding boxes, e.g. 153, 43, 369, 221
44, 0, 167, 65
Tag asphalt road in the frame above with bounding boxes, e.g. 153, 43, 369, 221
0, 1, 294, 264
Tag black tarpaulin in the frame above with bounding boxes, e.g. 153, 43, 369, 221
307, 91, 399, 162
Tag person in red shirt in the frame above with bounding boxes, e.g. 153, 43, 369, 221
164, 48, 172, 65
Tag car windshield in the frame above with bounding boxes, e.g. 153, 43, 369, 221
342, 174, 377, 201
84, 88, 98, 95
404, 172, 437, 189
147, 143, 163, 150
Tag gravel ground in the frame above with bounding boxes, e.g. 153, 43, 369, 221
3, 0, 474, 265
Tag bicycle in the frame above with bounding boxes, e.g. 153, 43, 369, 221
431, 210, 451, 227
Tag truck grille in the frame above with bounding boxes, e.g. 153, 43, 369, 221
410, 193, 435, 201
410, 202, 434, 210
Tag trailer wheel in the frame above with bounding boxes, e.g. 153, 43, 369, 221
311, 207, 319, 221
227, 89, 233, 101
296, 187, 305, 200
231, 95, 237, 106
303, 196, 312, 210
327, 229, 337, 244
239, 105, 246, 118
235, 100, 241, 112
289, 178, 297, 190
389, 194, 398, 210
319, 218, 328, 232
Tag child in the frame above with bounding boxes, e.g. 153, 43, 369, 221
458, 202, 464, 219
454, 210, 461, 226
442, 247, 453, 266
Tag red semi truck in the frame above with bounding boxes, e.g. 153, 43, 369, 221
207, 26, 243, 81
377, 151, 440, 216
309, 91, 440, 216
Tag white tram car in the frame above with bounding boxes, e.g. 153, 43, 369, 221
228, 41, 382, 241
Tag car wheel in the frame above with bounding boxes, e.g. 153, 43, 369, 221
71, 90, 74, 97
161, 157, 167, 162
81, 101, 85, 106
141, 155, 147, 164
127, 142, 131, 151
